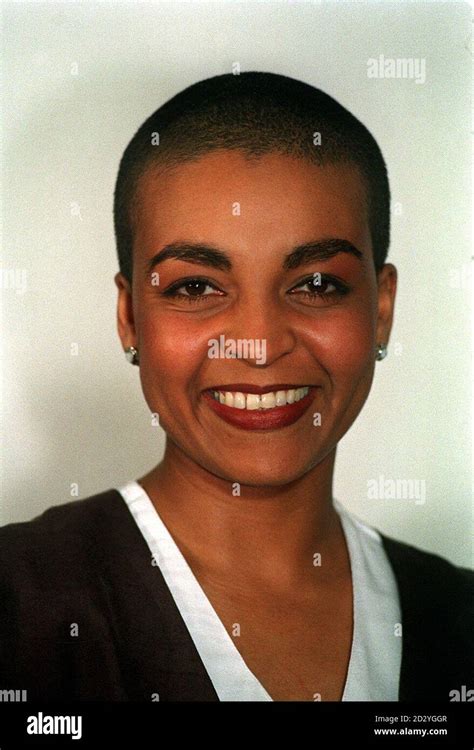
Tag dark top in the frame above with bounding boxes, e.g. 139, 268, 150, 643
0, 489, 472, 702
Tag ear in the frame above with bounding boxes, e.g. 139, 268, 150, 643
114, 272, 137, 350
375, 263, 397, 346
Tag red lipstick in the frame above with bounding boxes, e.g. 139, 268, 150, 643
202, 386, 318, 431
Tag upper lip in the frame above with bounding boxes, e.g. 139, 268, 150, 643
205, 383, 313, 394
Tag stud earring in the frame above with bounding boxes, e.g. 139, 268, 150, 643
375, 343, 388, 361
125, 346, 139, 365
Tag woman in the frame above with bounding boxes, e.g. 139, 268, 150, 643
1, 72, 472, 702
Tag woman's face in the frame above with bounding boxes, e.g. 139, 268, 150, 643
116, 149, 397, 485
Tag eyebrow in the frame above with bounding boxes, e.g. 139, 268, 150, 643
145, 238, 364, 275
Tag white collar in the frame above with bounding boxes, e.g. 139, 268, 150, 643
117, 480, 401, 701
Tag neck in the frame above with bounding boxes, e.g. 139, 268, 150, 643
138, 442, 346, 591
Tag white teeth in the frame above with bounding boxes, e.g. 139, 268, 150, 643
233, 392, 246, 409
275, 390, 287, 406
260, 392, 276, 410
246, 393, 260, 410
211, 387, 310, 410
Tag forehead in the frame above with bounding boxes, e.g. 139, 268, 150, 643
133, 150, 371, 257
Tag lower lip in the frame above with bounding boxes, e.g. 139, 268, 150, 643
202, 388, 318, 431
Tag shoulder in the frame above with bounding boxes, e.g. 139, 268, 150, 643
378, 533, 473, 698
0, 489, 136, 700
0, 488, 124, 538
380, 532, 473, 596
338, 501, 473, 595
380, 532, 473, 651
0, 489, 127, 589
340, 503, 473, 622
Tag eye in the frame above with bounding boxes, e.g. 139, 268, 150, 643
288, 273, 350, 303
162, 277, 225, 303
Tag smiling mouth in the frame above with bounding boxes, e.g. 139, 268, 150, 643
209, 386, 310, 411
202, 383, 317, 431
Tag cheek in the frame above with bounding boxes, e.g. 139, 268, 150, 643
302, 303, 377, 378
137, 312, 211, 398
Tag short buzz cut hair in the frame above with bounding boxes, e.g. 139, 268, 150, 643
113, 71, 391, 283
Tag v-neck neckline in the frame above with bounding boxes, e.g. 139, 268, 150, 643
118, 480, 401, 701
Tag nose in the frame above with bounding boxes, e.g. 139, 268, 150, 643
224, 296, 297, 367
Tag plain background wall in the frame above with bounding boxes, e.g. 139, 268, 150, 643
1, 1, 471, 566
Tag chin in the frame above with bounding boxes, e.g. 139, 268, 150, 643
207, 455, 315, 488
